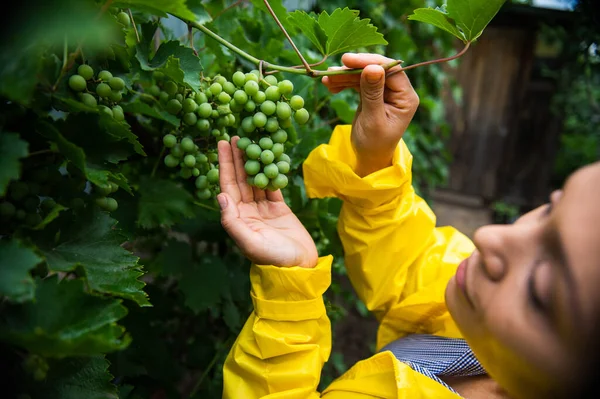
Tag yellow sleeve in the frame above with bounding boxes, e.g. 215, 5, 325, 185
222, 256, 333, 399
303, 125, 475, 350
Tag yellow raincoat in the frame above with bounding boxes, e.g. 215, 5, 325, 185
223, 125, 476, 398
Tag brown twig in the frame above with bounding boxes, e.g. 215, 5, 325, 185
188, 24, 198, 56
290, 55, 329, 69
387, 41, 471, 77
128, 9, 140, 43
262, 0, 313, 74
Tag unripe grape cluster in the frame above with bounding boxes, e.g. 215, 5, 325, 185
149, 70, 309, 200
68, 64, 127, 121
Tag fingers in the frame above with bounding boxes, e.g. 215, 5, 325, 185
341, 52, 395, 69
265, 187, 284, 202
229, 136, 255, 203
217, 192, 259, 253
359, 65, 386, 121
217, 140, 242, 204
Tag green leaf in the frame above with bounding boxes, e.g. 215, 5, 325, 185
187, 0, 213, 25
178, 256, 229, 314
223, 300, 241, 332
33, 356, 118, 399
330, 98, 356, 124
112, 0, 196, 20
121, 101, 181, 127
0, 132, 29, 196
446, 0, 506, 42
98, 114, 146, 156
0, 240, 41, 303
31, 209, 150, 307
136, 41, 203, 91
408, 8, 466, 42
137, 178, 197, 229
0, 43, 45, 105
33, 204, 66, 230
317, 8, 388, 56
287, 11, 328, 56
0, 276, 130, 357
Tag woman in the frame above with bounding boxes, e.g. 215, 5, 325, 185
217, 53, 600, 398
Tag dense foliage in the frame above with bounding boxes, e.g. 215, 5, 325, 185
0, 0, 503, 397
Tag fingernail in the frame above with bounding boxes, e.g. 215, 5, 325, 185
217, 195, 227, 210
367, 71, 382, 84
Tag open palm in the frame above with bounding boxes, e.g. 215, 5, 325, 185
216, 136, 318, 269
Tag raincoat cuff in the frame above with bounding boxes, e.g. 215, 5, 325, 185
303, 125, 413, 209
250, 255, 332, 321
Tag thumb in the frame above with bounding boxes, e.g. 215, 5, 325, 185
360, 65, 386, 119
217, 193, 256, 252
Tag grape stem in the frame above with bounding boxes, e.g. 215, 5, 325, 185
262, 0, 312, 74
128, 9, 140, 43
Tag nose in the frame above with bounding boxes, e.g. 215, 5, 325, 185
472, 224, 509, 281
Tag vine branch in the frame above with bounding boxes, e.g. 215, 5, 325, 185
387, 42, 471, 77
127, 9, 140, 43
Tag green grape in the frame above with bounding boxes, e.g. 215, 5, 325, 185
95, 182, 112, 197
153, 71, 165, 81
112, 105, 125, 121
264, 163, 279, 179
96, 83, 112, 98
219, 133, 231, 142
149, 85, 161, 97
211, 128, 222, 137
272, 174, 288, 189
237, 137, 252, 150
276, 102, 292, 120
207, 169, 219, 184
253, 91, 266, 104
105, 198, 119, 212
260, 149, 275, 165
263, 75, 278, 86
164, 81, 178, 96
223, 81, 236, 95
25, 213, 42, 226
183, 112, 198, 126
211, 110, 219, 119
77, 64, 94, 80
215, 76, 227, 86
245, 73, 259, 83
260, 100, 276, 116
159, 91, 170, 103
80, 93, 97, 107
253, 112, 267, 128
208, 152, 219, 163
294, 108, 310, 125
253, 173, 269, 189
110, 182, 119, 193
196, 188, 212, 200
163, 134, 177, 148
277, 161, 290, 174
0, 202, 16, 219
184, 154, 196, 168
280, 117, 292, 129
278, 80, 294, 95
272, 143, 284, 158
259, 137, 273, 150
68, 75, 87, 91
195, 92, 208, 104
217, 104, 231, 116
109, 77, 125, 91
227, 114, 236, 126
218, 92, 231, 104
166, 99, 182, 115
109, 90, 122, 102
164, 154, 179, 168
198, 103, 213, 118
265, 86, 281, 102
196, 118, 211, 132
193, 168, 200, 177
244, 100, 256, 112
181, 137, 195, 153
244, 160, 261, 176
233, 90, 248, 104
175, 93, 184, 103
246, 144, 262, 160
290, 95, 304, 110
196, 153, 208, 164
271, 129, 288, 144
210, 82, 223, 96
277, 153, 291, 164
16, 209, 26, 220
98, 70, 113, 81
41, 198, 56, 211
183, 98, 198, 113
98, 105, 113, 118
244, 80, 259, 96
241, 116, 255, 133
216, 116, 228, 127
117, 11, 131, 25
249, 70, 261, 78
265, 117, 279, 133
233, 71, 246, 87
171, 144, 184, 158
246, 176, 255, 186
180, 168, 193, 179
196, 175, 209, 189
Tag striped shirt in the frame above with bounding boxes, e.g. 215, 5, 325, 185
380, 334, 487, 395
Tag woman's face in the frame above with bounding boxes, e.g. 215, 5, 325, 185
445, 162, 600, 398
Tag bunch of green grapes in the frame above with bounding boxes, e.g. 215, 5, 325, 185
68, 64, 127, 121
151, 70, 308, 199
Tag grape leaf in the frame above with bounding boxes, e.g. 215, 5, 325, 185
33, 204, 67, 230
317, 8, 388, 56
121, 101, 181, 127
330, 98, 357, 124
98, 114, 146, 156
137, 178, 197, 229
30, 209, 150, 307
446, 0, 506, 42
186, 0, 213, 25
32, 356, 118, 399
0, 132, 29, 196
136, 41, 203, 91
287, 11, 328, 56
408, 8, 466, 42
222, 300, 241, 332
0, 276, 130, 357
0, 240, 41, 303
112, 0, 196, 20
178, 256, 229, 314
